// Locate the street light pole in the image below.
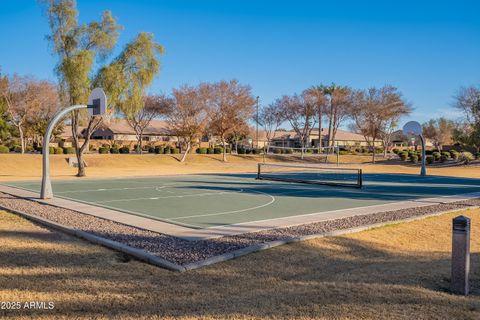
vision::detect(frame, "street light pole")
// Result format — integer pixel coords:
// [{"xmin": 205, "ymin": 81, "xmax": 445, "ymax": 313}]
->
[{"xmin": 255, "ymin": 96, "xmax": 259, "ymax": 149}]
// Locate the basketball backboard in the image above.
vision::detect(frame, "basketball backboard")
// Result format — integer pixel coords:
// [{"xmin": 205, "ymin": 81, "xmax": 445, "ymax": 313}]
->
[
  {"xmin": 403, "ymin": 121, "xmax": 422, "ymax": 136},
  {"xmin": 88, "ymin": 88, "xmax": 107, "ymax": 116}
]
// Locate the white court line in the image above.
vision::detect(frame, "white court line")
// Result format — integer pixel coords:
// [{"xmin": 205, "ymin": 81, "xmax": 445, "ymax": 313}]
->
[
  {"xmin": 170, "ymin": 189, "xmax": 276, "ymax": 220},
  {"xmin": 56, "ymin": 186, "xmax": 161, "ymax": 194},
  {"xmin": 94, "ymin": 190, "xmax": 243, "ymax": 203}
]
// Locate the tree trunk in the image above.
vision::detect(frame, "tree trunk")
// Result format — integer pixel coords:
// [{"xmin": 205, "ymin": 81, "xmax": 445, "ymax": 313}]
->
[
  {"xmin": 300, "ymin": 136, "xmax": 305, "ymax": 160},
  {"xmin": 137, "ymin": 132, "xmax": 143, "ymax": 154},
  {"xmin": 327, "ymin": 107, "xmax": 333, "ymax": 147},
  {"xmin": 318, "ymin": 111, "xmax": 322, "ymax": 152},
  {"xmin": 19, "ymin": 126, "xmax": 25, "ymax": 154},
  {"xmin": 383, "ymin": 140, "xmax": 388, "ymax": 158},
  {"xmin": 71, "ymin": 113, "xmax": 86, "ymax": 177},
  {"xmin": 181, "ymin": 141, "xmax": 190, "ymax": 162},
  {"xmin": 372, "ymin": 139, "xmax": 376, "ymax": 164},
  {"xmin": 222, "ymin": 137, "xmax": 227, "ymax": 162}
]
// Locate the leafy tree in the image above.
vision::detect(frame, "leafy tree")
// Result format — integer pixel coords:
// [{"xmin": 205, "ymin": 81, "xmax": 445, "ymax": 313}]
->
[
  {"xmin": 422, "ymin": 118, "xmax": 455, "ymax": 151},
  {"xmin": 43, "ymin": 0, "xmax": 122, "ymax": 176}
]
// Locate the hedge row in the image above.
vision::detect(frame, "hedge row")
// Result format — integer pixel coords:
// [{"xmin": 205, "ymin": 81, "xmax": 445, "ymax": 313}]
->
[
  {"xmin": 196, "ymin": 147, "xmax": 226, "ymax": 154},
  {"xmin": 394, "ymin": 149, "xmax": 480, "ymax": 164}
]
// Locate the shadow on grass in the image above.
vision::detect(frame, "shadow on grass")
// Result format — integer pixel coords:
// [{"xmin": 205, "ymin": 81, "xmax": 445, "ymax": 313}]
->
[{"xmin": 1, "ymin": 224, "xmax": 480, "ymax": 318}]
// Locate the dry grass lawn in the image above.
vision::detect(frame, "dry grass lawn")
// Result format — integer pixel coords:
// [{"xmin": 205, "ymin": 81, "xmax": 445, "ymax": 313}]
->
[
  {"xmin": 1, "ymin": 153, "xmax": 479, "ymax": 182},
  {"xmin": 1, "ymin": 208, "xmax": 480, "ymax": 319}
]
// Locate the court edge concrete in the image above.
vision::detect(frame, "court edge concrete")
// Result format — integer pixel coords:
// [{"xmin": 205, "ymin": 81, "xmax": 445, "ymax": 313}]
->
[{"xmin": 1, "ymin": 184, "xmax": 480, "ymax": 241}]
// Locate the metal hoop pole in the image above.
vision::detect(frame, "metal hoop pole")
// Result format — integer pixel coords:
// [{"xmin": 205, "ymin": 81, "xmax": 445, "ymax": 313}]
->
[
  {"xmin": 40, "ymin": 105, "xmax": 87, "ymax": 199},
  {"xmin": 420, "ymin": 134, "xmax": 427, "ymax": 176}
]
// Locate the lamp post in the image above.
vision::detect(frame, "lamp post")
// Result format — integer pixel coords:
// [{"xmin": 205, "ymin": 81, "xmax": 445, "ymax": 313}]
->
[{"xmin": 255, "ymin": 96, "xmax": 259, "ymax": 149}]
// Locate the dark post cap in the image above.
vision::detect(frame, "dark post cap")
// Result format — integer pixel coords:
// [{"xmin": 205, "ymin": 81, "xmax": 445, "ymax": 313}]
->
[{"xmin": 453, "ymin": 216, "xmax": 470, "ymax": 232}]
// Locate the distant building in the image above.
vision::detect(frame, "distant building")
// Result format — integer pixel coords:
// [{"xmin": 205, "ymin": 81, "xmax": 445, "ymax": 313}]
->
[
  {"xmin": 247, "ymin": 128, "xmax": 382, "ymax": 149},
  {"xmin": 60, "ymin": 119, "xmax": 176, "ymax": 143}
]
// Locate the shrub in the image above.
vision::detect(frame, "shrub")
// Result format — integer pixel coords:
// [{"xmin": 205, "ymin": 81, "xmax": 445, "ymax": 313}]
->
[
  {"xmin": 164, "ymin": 147, "xmax": 171, "ymax": 154},
  {"xmin": 54, "ymin": 147, "xmax": 63, "ymax": 154},
  {"xmin": 450, "ymin": 150, "xmax": 459, "ymax": 160},
  {"xmin": 207, "ymin": 147, "xmax": 214, "ymax": 154},
  {"xmin": 172, "ymin": 148, "xmax": 180, "ymax": 154},
  {"xmin": 110, "ymin": 147, "xmax": 119, "ymax": 154},
  {"xmin": 102, "ymin": 143, "xmax": 110, "ymax": 148},
  {"xmin": 155, "ymin": 146, "xmax": 164, "ymax": 154},
  {"xmin": 119, "ymin": 146, "xmax": 130, "ymax": 154},
  {"xmin": 425, "ymin": 150, "xmax": 433, "ymax": 155},
  {"xmin": 0, "ymin": 145, "xmax": 9, "ymax": 153},
  {"xmin": 99, "ymin": 147, "xmax": 109, "ymax": 154},
  {"xmin": 148, "ymin": 146, "xmax": 155, "ymax": 153},
  {"xmin": 339, "ymin": 150, "xmax": 349, "ymax": 155},
  {"xmin": 460, "ymin": 151, "xmax": 474, "ymax": 164},
  {"xmin": 285, "ymin": 148, "xmax": 293, "ymax": 154},
  {"xmin": 14, "ymin": 145, "xmax": 22, "ymax": 153},
  {"xmin": 440, "ymin": 154, "xmax": 448, "ymax": 163},
  {"xmin": 432, "ymin": 152, "xmax": 441, "ymax": 161},
  {"xmin": 272, "ymin": 148, "xmax": 281, "ymax": 154},
  {"xmin": 392, "ymin": 148, "xmax": 399, "ymax": 154},
  {"xmin": 25, "ymin": 146, "xmax": 34, "ymax": 152},
  {"xmin": 375, "ymin": 147, "xmax": 384, "ymax": 154},
  {"xmin": 197, "ymin": 147, "xmax": 207, "ymax": 154},
  {"xmin": 63, "ymin": 147, "xmax": 75, "ymax": 154},
  {"xmin": 399, "ymin": 152, "xmax": 408, "ymax": 161},
  {"xmin": 38, "ymin": 146, "xmax": 55, "ymax": 154},
  {"xmin": 410, "ymin": 154, "xmax": 419, "ymax": 163},
  {"xmin": 214, "ymin": 147, "xmax": 223, "ymax": 154},
  {"xmin": 238, "ymin": 148, "xmax": 246, "ymax": 154},
  {"xmin": 426, "ymin": 156, "xmax": 434, "ymax": 165},
  {"xmin": 475, "ymin": 152, "xmax": 480, "ymax": 160},
  {"xmin": 360, "ymin": 148, "xmax": 368, "ymax": 153}
]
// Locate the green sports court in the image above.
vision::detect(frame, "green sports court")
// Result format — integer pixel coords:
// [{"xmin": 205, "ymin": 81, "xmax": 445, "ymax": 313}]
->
[{"xmin": 6, "ymin": 167, "xmax": 480, "ymax": 231}]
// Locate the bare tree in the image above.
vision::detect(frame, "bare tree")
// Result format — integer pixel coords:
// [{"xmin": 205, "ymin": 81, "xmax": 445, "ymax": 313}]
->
[
  {"xmin": 422, "ymin": 118, "xmax": 455, "ymax": 151},
  {"xmin": 257, "ymin": 102, "xmax": 285, "ymax": 148},
  {"xmin": 206, "ymin": 80, "xmax": 255, "ymax": 162},
  {"xmin": 226, "ymin": 121, "xmax": 251, "ymax": 153},
  {"xmin": 350, "ymin": 86, "xmax": 411, "ymax": 163},
  {"xmin": 277, "ymin": 93, "xmax": 317, "ymax": 159},
  {"xmin": 167, "ymin": 85, "xmax": 208, "ymax": 162},
  {"xmin": 126, "ymin": 94, "xmax": 170, "ymax": 154},
  {"xmin": 318, "ymin": 84, "xmax": 352, "ymax": 147},
  {"xmin": 303, "ymin": 86, "xmax": 326, "ymax": 150},
  {"xmin": 453, "ymin": 86, "xmax": 480, "ymax": 151},
  {"xmin": 0, "ymin": 75, "xmax": 59, "ymax": 153}
]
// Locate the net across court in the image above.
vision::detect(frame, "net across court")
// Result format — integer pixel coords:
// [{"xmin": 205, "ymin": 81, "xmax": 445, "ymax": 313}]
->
[{"xmin": 6, "ymin": 169, "xmax": 480, "ymax": 230}]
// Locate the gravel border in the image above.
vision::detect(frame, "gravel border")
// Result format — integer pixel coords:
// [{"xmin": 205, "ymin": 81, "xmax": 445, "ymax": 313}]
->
[{"xmin": 0, "ymin": 191, "xmax": 479, "ymax": 269}]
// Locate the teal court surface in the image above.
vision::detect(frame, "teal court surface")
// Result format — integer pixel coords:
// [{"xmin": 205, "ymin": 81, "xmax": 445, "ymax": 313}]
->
[{"xmin": 3, "ymin": 170, "xmax": 480, "ymax": 240}]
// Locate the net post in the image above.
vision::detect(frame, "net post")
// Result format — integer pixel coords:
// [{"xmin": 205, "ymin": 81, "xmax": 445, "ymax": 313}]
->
[
  {"xmin": 358, "ymin": 169, "xmax": 363, "ymax": 188},
  {"xmin": 257, "ymin": 163, "xmax": 261, "ymax": 179}
]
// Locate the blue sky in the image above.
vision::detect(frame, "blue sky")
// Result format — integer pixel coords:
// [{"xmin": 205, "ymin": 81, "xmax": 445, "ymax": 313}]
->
[{"xmin": 1, "ymin": 0, "xmax": 479, "ymax": 128}]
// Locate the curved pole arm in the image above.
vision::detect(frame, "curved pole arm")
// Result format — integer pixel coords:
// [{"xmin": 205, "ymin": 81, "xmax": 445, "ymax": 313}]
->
[{"xmin": 40, "ymin": 105, "xmax": 87, "ymax": 199}]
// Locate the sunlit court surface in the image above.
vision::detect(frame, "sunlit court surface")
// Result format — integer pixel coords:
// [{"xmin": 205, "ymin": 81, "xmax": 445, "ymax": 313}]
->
[{"xmin": 6, "ymin": 170, "xmax": 480, "ymax": 232}]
